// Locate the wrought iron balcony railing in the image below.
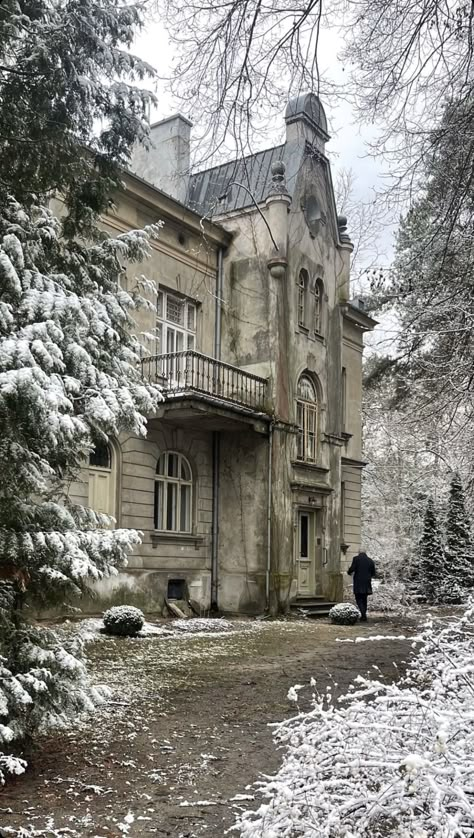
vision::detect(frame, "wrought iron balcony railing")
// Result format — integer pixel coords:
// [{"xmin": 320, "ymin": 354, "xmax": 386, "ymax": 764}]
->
[{"xmin": 141, "ymin": 351, "xmax": 268, "ymax": 412}]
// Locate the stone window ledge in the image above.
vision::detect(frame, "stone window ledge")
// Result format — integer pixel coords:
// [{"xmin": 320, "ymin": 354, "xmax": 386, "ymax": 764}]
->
[
  {"xmin": 291, "ymin": 460, "xmax": 329, "ymax": 475},
  {"xmin": 150, "ymin": 532, "xmax": 204, "ymax": 550}
]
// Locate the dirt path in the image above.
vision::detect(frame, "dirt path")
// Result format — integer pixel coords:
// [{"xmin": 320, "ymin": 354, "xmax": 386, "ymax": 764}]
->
[{"xmin": 0, "ymin": 616, "xmax": 414, "ymax": 838}]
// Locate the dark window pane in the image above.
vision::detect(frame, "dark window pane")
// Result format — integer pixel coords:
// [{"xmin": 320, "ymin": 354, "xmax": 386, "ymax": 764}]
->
[
  {"xmin": 300, "ymin": 515, "xmax": 309, "ymax": 558},
  {"xmin": 89, "ymin": 442, "xmax": 111, "ymax": 469},
  {"xmin": 180, "ymin": 485, "xmax": 191, "ymax": 531},
  {"xmin": 166, "ymin": 482, "xmax": 177, "ymax": 530},
  {"xmin": 156, "ymin": 454, "xmax": 166, "ymax": 475},
  {"xmin": 154, "ymin": 480, "xmax": 164, "ymax": 529},
  {"xmin": 168, "ymin": 453, "xmax": 179, "ymax": 478}
]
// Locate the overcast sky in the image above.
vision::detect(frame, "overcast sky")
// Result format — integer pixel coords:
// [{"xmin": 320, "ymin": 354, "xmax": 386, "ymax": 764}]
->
[{"xmin": 134, "ymin": 19, "xmax": 386, "ymax": 203}]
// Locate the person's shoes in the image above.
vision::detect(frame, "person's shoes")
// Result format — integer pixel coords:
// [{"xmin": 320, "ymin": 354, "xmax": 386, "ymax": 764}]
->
[{"xmin": 360, "ymin": 615, "xmax": 367, "ymax": 622}]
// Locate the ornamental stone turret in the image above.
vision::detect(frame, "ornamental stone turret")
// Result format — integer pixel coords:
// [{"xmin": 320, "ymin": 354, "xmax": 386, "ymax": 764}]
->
[{"xmin": 266, "ymin": 160, "xmax": 291, "ymax": 278}]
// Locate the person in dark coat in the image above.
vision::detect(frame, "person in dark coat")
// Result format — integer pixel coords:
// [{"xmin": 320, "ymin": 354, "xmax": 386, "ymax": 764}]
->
[{"xmin": 347, "ymin": 550, "xmax": 376, "ymax": 621}]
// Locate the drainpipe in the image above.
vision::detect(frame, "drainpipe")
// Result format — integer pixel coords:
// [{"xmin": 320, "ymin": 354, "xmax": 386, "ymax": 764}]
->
[
  {"xmin": 265, "ymin": 421, "xmax": 274, "ymax": 611},
  {"xmin": 211, "ymin": 248, "xmax": 224, "ymax": 611},
  {"xmin": 214, "ymin": 248, "xmax": 223, "ymax": 359}
]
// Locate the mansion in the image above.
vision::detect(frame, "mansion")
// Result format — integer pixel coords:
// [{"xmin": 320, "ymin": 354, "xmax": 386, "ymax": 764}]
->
[{"xmin": 70, "ymin": 93, "xmax": 375, "ymax": 614}]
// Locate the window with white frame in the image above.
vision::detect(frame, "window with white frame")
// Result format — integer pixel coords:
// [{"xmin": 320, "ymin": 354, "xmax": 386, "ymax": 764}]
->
[
  {"xmin": 313, "ymin": 278, "xmax": 324, "ymax": 335},
  {"xmin": 297, "ymin": 270, "xmax": 309, "ymax": 328},
  {"xmin": 88, "ymin": 441, "xmax": 117, "ymax": 525},
  {"xmin": 154, "ymin": 452, "xmax": 193, "ymax": 533},
  {"xmin": 296, "ymin": 374, "xmax": 318, "ymax": 463},
  {"xmin": 157, "ymin": 289, "xmax": 197, "ymax": 355}
]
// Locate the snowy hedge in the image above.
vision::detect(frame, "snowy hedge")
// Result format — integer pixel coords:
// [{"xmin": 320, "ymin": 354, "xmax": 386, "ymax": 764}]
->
[
  {"xmin": 103, "ymin": 606, "xmax": 145, "ymax": 637},
  {"xmin": 237, "ymin": 603, "xmax": 474, "ymax": 836},
  {"xmin": 328, "ymin": 602, "xmax": 360, "ymax": 625}
]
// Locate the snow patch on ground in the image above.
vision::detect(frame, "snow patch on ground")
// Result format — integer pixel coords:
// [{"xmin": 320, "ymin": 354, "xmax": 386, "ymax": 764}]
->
[{"xmin": 236, "ymin": 607, "xmax": 474, "ymax": 836}]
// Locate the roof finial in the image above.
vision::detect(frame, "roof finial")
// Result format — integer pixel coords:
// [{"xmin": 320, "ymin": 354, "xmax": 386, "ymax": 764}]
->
[
  {"xmin": 267, "ymin": 160, "xmax": 288, "ymax": 197},
  {"xmin": 337, "ymin": 214, "xmax": 351, "ymax": 244}
]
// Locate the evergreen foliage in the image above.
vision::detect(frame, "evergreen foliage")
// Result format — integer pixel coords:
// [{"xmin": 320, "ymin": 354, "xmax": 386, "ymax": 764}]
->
[
  {"xmin": 0, "ymin": 0, "xmax": 155, "ymax": 236},
  {"xmin": 444, "ymin": 472, "xmax": 474, "ymax": 592},
  {"xmin": 417, "ymin": 497, "xmax": 444, "ymax": 603},
  {"xmin": 366, "ymin": 97, "xmax": 474, "ymax": 444},
  {"xmin": 0, "ymin": 0, "xmax": 160, "ymax": 782},
  {"xmin": 328, "ymin": 603, "xmax": 360, "ymax": 625},
  {"xmin": 0, "ymin": 197, "xmax": 161, "ymax": 782},
  {"xmin": 103, "ymin": 605, "xmax": 145, "ymax": 636}
]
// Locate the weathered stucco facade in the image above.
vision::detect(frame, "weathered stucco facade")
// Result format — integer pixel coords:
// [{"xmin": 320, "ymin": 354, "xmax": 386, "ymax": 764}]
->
[{"xmin": 70, "ymin": 94, "xmax": 375, "ymax": 615}]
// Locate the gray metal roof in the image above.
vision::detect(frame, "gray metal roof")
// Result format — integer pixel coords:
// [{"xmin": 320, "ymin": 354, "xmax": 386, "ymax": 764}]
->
[{"xmin": 187, "ymin": 143, "xmax": 291, "ymax": 217}]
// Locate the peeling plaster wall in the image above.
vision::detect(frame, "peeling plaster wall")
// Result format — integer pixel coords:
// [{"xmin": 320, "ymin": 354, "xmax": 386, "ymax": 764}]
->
[
  {"xmin": 218, "ymin": 431, "xmax": 269, "ymax": 614},
  {"xmin": 217, "ymin": 147, "xmax": 366, "ymax": 608}
]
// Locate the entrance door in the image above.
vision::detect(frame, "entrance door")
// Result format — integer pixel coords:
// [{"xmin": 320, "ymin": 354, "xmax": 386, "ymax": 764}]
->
[{"xmin": 297, "ymin": 510, "xmax": 318, "ymax": 596}]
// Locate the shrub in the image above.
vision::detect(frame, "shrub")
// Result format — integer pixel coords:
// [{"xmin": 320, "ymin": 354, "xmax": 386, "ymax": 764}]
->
[
  {"xmin": 436, "ymin": 580, "xmax": 466, "ymax": 605},
  {"xmin": 371, "ymin": 580, "xmax": 408, "ymax": 615},
  {"xmin": 328, "ymin": 602, "xmax": 360, "ymax": 625},
  {"xmin": 103, "ymin": 606, "xmax": 145, "ymax": 637}
]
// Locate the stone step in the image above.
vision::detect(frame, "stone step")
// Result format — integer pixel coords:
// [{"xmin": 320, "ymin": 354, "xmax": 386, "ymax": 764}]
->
[
  {"xmin": 294, "ymin": 597, "xmax": 332, "ymax": 608},
  {"xmin": 292, "ymin": 598, "xmax": 337, "ymax": 618}
]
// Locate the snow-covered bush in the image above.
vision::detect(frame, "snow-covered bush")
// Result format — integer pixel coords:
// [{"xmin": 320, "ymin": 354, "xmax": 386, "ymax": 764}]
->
[
  {"xmin": 436, "ymin": 579, "xmax": 466, "ymax": 605},
  {"xmin": 237, "ymin": 602, "xmax": 474, "ymax": 837},
  {"xmin": 103, "ymin": 606, "xmax": 145, "ymax": 637},
  {"xmin": 328, "ymin": 602, "xmax": 360, "ymax": 625},
  {"xmin": 370, "ymin": 581, "xmax": 407, "ymax": 614}
]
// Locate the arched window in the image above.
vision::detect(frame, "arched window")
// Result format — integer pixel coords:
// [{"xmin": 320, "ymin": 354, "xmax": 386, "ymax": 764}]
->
[
  {"xmin": 88, "ymin": 441, "xmax": 116, "ymax": 523},
  {"xmin": 297, "ymin": 270, "xmax": 309, "ymax": 328},
  {"xmin": 154, "ymin": 452, "xmax": 193, "ymax": 532},
  {"xmin": 313, "ymin": 278, "xmax": 324, "ymax": 335},
  {"xmin": 89, "ymin": 441, "xmax": 111, "ymax": 469},
  {"xmin": 296, "ymin": 375, "xmax": 318, "ymax": 463}
]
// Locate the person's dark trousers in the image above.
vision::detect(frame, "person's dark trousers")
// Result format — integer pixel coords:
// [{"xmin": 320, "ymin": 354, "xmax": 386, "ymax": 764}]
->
[{"xmin": 355, "ymin": 593, "xmax": 368, "ymax": 620}]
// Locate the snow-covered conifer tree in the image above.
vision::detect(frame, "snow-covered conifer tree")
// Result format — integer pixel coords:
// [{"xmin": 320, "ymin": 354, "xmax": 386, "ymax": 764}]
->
[
  {"xmin": 417, "ymin": 497, "xmax": 444, "ymax": 603},
  {"xmin": 0, "ymin": 1, "xmax": 161, "ymax": 782},
  {"xmin": 443, "ymin": 472, "xmax": 474, "ymax": 597},
  {"xmin": 0, "ymin": 0, "xmax": 155, "ymax": 236}
]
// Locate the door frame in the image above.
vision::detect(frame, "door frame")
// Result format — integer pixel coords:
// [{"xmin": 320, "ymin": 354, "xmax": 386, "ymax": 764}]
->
[{"xmin": 295, "ymin": 506, "xmax": 323, "ymax": 596}]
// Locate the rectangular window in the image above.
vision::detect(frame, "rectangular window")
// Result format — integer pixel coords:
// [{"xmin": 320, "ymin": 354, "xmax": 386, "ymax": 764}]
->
[
  {"xmin": 305, "ymin": 405, "xmax": 317, "ymax": 462},
  {"xmin": 297, "ymin": 402, "xmax": 317, "ymax": 463},
  {"xmin": 300, "ymin": 514, "xmax": 309, "ymax": 558},
  {"xmin": 298, "ymin": 283, "xmax": 306, "ymax": 327},
  {"xmin": 297, "ymin": 402, "xmax": 304, "ymax": 459},
  {"xmin": 154, "ymin": 482, "xmax": 192, "ymax": 532},
  {"xmin": 166, "ymin": 295, "xmax": 184, "ymax": 325},
  {"xmin": 314, "ymin": 288, "xmax": 321, "ymax": 334},
  {"xmin": 157, "ymin": 290, "xmax": 198, "ymax": 367}
]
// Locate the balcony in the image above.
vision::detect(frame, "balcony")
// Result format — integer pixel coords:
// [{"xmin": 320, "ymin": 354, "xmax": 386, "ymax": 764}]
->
[{"xmin": 141, "ymin": 352, "xmax": 269, "ymax": 421}]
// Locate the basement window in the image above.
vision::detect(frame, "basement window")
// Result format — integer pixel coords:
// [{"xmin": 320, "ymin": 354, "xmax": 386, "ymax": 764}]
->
[{"xmin": 167, "ymin": 579, "xmax": 186, "ymax": 600}]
